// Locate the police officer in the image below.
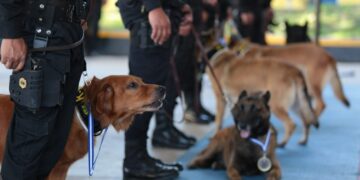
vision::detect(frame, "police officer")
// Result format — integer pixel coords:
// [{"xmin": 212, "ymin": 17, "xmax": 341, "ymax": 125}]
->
[
  {"xmin": 0, "ymin": 0, "xmax": 86, "ymax": 179},
  {"xmin": 117, "ymin": 0, "xmax": 193, "ymax": 179},
  {"xmin": 161, "ymin": 0, "xmax": 216, "ymax": 126},
  {"xmin": 84, "ymin": 0, "xmax": 106, "ymax": 56},
  {"xmin": 236, "ymin": 0, "xmax": 272, "ymax": 44}
]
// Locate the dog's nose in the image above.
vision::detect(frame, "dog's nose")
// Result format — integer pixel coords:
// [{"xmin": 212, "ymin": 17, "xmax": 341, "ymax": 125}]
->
[
  {"xmin": 157, "ymin": 86, "xmax": 166, "ymax": 95},
  {"xmin": 238, "ymin": 124, "xmax": 247, "ymax": 130}
]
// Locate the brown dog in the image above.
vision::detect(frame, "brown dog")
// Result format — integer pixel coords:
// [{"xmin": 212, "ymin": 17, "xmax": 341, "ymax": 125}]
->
[
  {"xmin": 0, "ymin": 75, "xmax": 166, "ymax": 179},
  {"xmin": 188, "ymin": 91, "xmax": 281, "ymax": 180},
  {"xmin": 208, "ymin": 49, "xmax": 319, "ymax": 147},
  {"xmin": 233, "ymin": 41, "xmax": 350, "ymax": 117}
]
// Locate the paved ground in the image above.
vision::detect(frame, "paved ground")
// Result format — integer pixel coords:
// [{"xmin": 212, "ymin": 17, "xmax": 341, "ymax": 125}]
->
[{"xmin": 0, "ymin": 56, "xmax": 359, "ymax": 179}]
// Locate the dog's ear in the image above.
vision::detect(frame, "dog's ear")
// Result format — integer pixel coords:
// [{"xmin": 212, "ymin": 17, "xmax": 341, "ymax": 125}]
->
[
  {"xmin": 85, "ymin": 77, "xmax": 100, "ymax": 95},
  {"xmin": 304, "ymin": 21, "xmax": 308, "ymax": 29},
  {"xmin": 95, "ymin": 84, "xmax": 114, "ymax": 115},
  {"xmin": 90, "ymin": 76, "xmax": 100, "ymax": 86},
  {"xmin": 239, "ymin": 90, "xmax": 247, "ymax": 100},
  {"xmin": 285, "ymin": 20, "xmax": 290, "ymax": 28},
  {"xmin": 263, "ymin": 91, "xmax": 271, "ymax": 104}
]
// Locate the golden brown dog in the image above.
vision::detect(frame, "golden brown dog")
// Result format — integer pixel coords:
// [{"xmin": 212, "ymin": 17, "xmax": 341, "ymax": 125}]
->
[
  {"xmin": 233, "ymin": 41, "xmax": 350, "ymax": 117},
  {"xmin": 188, "ymin": 91, "xmax": 281, "ymax": 180},
  {"xmin": 0, "ymin": 75, "xmax": 166, "ymax": 179},
  {"xmin": 208, "ymin": 49, "xmax": 319, "ymax": 147}
]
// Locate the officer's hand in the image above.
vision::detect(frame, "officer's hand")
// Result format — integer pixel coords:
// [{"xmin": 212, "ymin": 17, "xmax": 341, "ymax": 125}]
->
[
  {"xmin": 179, "ymin": 4, "xmax": 193, "ymax": 36},
  {"xmin": 148, "ymin": 7, "xmax": 171, "ymax": 45},
  {"xmin": 241, "ymin": 12, "xmax": 254, "ymax": 26},
  {"xmin": 81, "ymin": 20, "xmax": 88, "ymax": 31},
  {"xmin": 203, "ymin": 0, "xmax": 218, "ymax": 6},
  {"xmin": 0, "ymin": 38, "xmax": 27, "ymax": 72}
]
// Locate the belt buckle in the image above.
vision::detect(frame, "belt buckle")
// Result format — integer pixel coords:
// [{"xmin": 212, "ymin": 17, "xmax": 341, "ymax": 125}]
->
[{"xmin": 33, "ymin": 34, "xmax": 48, "ymax": 49}]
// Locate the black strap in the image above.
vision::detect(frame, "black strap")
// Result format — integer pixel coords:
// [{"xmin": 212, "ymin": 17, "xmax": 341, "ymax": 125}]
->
[{"xmin": 29, "ymin": 31, "xmax": 85, "ymax": 52}]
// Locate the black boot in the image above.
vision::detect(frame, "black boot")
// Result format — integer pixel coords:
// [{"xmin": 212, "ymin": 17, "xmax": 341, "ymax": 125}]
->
[
  {"xmin": 183, "ymin": 90, "xmax": 215, "ymax": 124},
  {"xmin": 152, "ymin": 111, "xmax": 196, "ymax": 149},
  {"xmin": 123, "ymin": 141, "xmax": 182, "ymax": 179}
]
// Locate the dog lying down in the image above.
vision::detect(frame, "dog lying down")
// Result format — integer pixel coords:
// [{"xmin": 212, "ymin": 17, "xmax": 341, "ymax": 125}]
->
[
  {"xmin": 188, "ymin": 91, "xmax": 281, "ymax": 180},
  {"xmin": 208, "ymin": 49, "xmax": 319, "ymax": 147},
  {"xmin": 0, "ymin": 75, "xmax": 166, "ymax": 179}
]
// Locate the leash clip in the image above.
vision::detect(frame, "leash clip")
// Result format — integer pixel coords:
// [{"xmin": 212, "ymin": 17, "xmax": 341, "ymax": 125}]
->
[{"xmin": 83, "ymin": 71, "xmax": 91, "ymax": 86}]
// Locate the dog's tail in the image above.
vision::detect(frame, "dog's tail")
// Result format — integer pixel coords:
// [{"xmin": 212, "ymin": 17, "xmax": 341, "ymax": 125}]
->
[
  {"xmin": 294, "ymin": 71, "xmax": 319, "ymax": 128},
  {"xmin": 327, "ymin": 56, "xmax": 350, "ymax": 107}
]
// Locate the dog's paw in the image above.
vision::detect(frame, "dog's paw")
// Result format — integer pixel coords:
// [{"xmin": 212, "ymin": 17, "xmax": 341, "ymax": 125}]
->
[
  {"xmin": 298, "ymin": 139, "xmax": 308, "ymax": 146},
  {"xmin": 313, "ymin": 121, "xmax": 320, "ymax": 129},
  {"xmin": 187, "ymin": 160, "xmax": 200, "ymax": 169},
  {"xmin": 266, "ymin": 169, "xmax": 281, "ymax": 180},
  {"xmin": 211, "ymin": 162, "xmax": 225, "ymax": 170},
  {"xmin": 277, "ymin": 142, "xmax": 287, "ymax": 148}
]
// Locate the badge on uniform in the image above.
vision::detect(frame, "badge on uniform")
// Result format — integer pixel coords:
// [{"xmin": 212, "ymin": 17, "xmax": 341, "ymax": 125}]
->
[{"xmin": 19, "ymin": 77, "xmax": 27, "ymax": 89}]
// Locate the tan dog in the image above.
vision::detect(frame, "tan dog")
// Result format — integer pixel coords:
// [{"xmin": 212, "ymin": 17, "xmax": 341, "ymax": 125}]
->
[
  {"xmin": 208, "ymin": 49, "xmax": 319, "ymax": 147},
  {"xmin": 188, "ymin": 91, "xmax": 281, "ymax": 180},
  {"xmin": 0, "ymin": 75, "xmax": 166, "ymax": 179},
  {"xmin": 233, "ymin": 41, "xmax": 350, "ymax": 117}
]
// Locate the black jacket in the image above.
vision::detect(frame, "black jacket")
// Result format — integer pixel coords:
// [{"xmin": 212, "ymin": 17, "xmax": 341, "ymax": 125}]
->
[
  {"xmin": 0, "ymin": 0, "xmax": 26, "ymax": 38},
  {"xmin": 117, "ymin": 0, "xmax": 185, "ymax": 29},
  {"xmin": 238, "ymin": 0, "xmax": 271, "ymax": 13}
]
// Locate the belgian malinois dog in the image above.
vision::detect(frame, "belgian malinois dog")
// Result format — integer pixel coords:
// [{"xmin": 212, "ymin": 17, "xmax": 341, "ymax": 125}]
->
[
  {"xmin": 285, "ymin": 21, "xmax": 311, "ymax": 44},
  {"xmin": 231, "ymin": 41, "xmax": 350, "ymax": 117},
  {"xmin": 208, "ymin": 49, "xmax": 319, "ymax": 147},
  {"xmin": 188, "ymin": 91, "xmax": 281, "ymax": 180}
]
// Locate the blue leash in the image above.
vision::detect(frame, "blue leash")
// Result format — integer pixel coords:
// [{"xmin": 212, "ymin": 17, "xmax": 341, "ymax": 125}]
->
[{"xmin": 88, "ymin": 107, "xmax": 108, "ymax": 176}]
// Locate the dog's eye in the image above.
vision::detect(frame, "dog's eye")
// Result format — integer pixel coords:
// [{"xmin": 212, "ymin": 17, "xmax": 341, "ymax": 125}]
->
[
  {"xmin": 240, "ymin": 105, "xmax": 245, "ymax": 111},
  {"xmin": 127, "ymin": 82, "xmax": 138, "ymax": 89}
]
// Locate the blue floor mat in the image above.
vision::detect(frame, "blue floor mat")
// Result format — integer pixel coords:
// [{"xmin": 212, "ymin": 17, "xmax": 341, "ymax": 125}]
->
[{"xmin": 177, "ymin": 84, "xmax": 360, "ymax": 180}]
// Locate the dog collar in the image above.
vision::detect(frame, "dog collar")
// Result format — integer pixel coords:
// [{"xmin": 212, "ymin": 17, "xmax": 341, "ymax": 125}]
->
[{"xmin": 75, "ymin": 87, "xmax": 103, "ymax": 136}]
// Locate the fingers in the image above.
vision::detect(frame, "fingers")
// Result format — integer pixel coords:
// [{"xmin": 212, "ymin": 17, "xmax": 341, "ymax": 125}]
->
[
  {"xmin": 5, "ymin": 59, "xmax": 14, "ymax": 69},
  {"xmin": 148, "ymin": 8, "xmax": 171, "ymax": 45},
  {"xmin": 1, "ymin": 55, "xmax": 26, "ymax": 71},
  {"xmin": 151, "ymin": 26, "xmax": 160, "ymax": 44},
  {"xmin": 14, "ymin": 58, "xmax": 26, "ymax": 72},
  {"xmin": 1, "ymin": 38, "xmax": 27, "ymax": 71},
  {"xmin": 161, "ymin": 24, "xmax": 171, "ymax": 44},
  {"xmin": 151, "ymin": 23, "xmax": 171, "ymax": 45}
]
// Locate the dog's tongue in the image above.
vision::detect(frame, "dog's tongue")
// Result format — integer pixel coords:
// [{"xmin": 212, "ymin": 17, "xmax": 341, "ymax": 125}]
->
[{"xmin": 240, "ymin": 130, "xmax": 250, "ymax": 139}]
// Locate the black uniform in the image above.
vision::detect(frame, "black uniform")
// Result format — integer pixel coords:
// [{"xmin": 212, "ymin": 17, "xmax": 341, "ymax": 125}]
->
[
  {"xmin": 237, "ymin": 0, "xmax": 271, "ymax": 44},
  {"xmin": 117, "ymin": 0, "xmax": 194, "ymax": 179},
  {"xmin": 85, "ymin": 0, "xmax": 103, "ymax": 55},
  {"xmin": 167, "ymin": 0, "xmax": 215, "ymax": 125},
  {"xmin": 0, "ymin": 0, "xmax": 85, "ymax": 179}
]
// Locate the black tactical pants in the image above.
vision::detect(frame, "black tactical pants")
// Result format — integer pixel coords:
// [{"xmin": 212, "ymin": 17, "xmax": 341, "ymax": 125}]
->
[
  {"xmin": 174, "ymin": 34, "xmax": 197, "ymax": 99},
  {"xmin": 1, "ymin": 22, "xmax": 85, "ymax": 180},
  {"xmin": 125, "ymin": 25, "xmax": 175, "ymax": 158}
]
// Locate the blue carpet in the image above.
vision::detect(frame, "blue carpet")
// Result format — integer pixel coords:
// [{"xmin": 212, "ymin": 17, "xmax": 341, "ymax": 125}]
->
[{"xmin": 177, "ymin": 84, "xmax": 360, "ymax": 180}]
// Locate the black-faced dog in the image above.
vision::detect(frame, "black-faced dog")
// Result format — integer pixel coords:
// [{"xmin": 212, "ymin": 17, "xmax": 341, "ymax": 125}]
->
[
  {"xmin": 285, "ymin": 21, "xmax": 311, "ymax": 44},
  {"xmin": 188, "ymin": 91, "xmax": 281, "ymax": 180}
]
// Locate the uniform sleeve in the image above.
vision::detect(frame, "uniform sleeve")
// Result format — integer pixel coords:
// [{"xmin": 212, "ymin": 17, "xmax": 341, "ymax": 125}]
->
[
  {"xmin": 172, "ymin": 0, "xmax": 185, "ymax": 8},
  {"xmin": 238, "ymin": 0, "xmax": 255, "ymax": 13},
  {"xmin": 142, "ymin": 0, "xmax": 162, "ymax": 12},
  {"xmin": 0, "ymin": 0, "xmax": 25, "ymax": 38},
  {"xmin": 262, "ymin": 0, "xmax": 271, "ymax": 9}
]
